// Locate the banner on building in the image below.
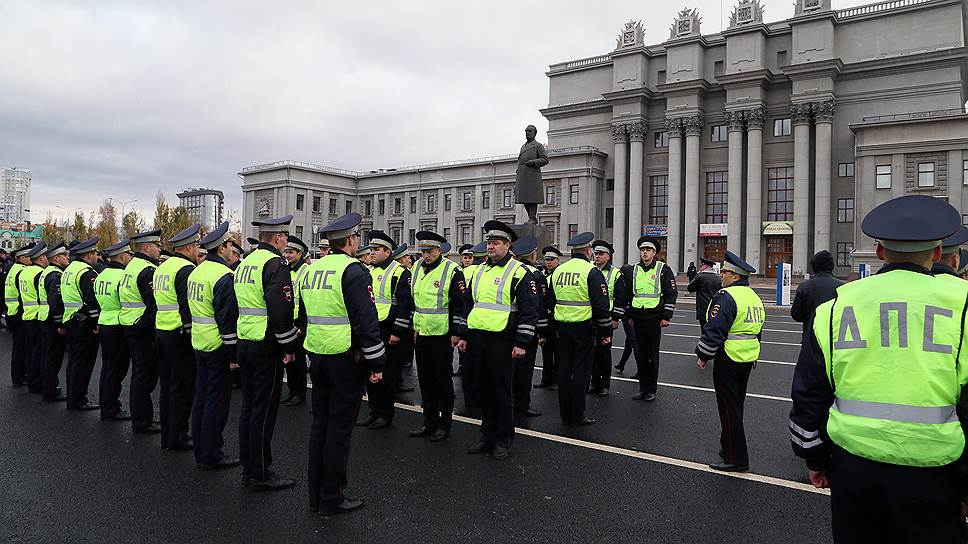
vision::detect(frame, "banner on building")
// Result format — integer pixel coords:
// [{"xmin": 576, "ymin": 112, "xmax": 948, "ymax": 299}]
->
[
  {"xmin": 762, "ymin": 221, "xmax": 794, "ymax": 235},
  {"xmin": 698, "ymin": 223, "xmax": 727, "ymax": 237},
  {"xmin": 642, "ymin": 224, "xmax": 668, "ymax": 237}
]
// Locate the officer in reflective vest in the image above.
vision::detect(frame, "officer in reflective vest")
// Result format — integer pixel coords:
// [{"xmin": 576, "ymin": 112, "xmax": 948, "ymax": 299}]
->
[
  {"xmin": 459, "ymin": 221, "xmax": 537, "ymax": 460},
  {"xmin": 317, "ymin": 238, "xmax": 331, "ymax": 258},
  {"xmin": 958, "ymin": 248, "xmax": 968, "ymax": 280},
  {"xmin": 931, "ymin": 225, "xmax": 968, "ymax": 284},
  {"xmin": 281, "ymin": 235, "xmax": 310, "ymax": 407},
  {"xmin": 355, "ymin": 230, "xmax": 412, "ymax": 430},
  {"xmin": 39, "ymin": 242, "xmax": 70, "ymax": 402},
  {"xmin": 19, "ymin": 242, "xmax": 48, "ymax": 394},
  {"xmin": 121, "ymin": 228, "xmax": 163, "ymax": 433},
  {"xmin": 406, "ymin": 232, "xmax": 466, "ymax": 442},
  {"xmin": 613, "ymin": 236, "xmax": 678, "ymax": 401},
  {"xmin": 234, "ymin": 215, "xmax": 300, "ymax": 491},
  {"xmin": 548, "ymin": 232, "xmax": 612, "ymax": 426},
  {"xmin": 94, "ymin": 240, "xmax": 133, "ymax": 419},
  {"xmin": 695, "ymin": 251, "xmax": 764, "ymax": 472},
  {"xmin": 590, "ymin": 240, "xmax": 620, "ymax": 396},
  {"xmin": 510, "ymin": 235, "xmax": 545, "ymax": 418},
  {"xmin": 535, "ymin": 245, "xmax": 563, "ymax": 390},
  {"xmin": 188, "ymin": 222, "xmax": 241, "ymax": 470},
  {"xmin": 790, "ymin": 195, "xmax": 968, "ymax": 543},
  {"xmin": 301, "ymin": 212, "xmax": 385, "ymax": 515},
  {"xmin": 6, "ymin": 242, "xmax": 35, "ymax": 386},
  {"xmin": 356, "ymin": 244, "xmax": 372, "ymax": 269},
  {"xmin": 154, "ymin": 224, "xmax": 201, "ymax": 451},
  {"xmin": 453, "ymin": 244, "xmax": 475, "ymax": 380},
  {"xmin": 390, "ymin": 242, "xmax": 417, "ymax": 392},
  {"xmin": 455, "ymin": 241, "xmax": 488, "ymax": 406},
  {"xmin": 61, "ymin": 237, "xmax": 102, "ymax": 411}
]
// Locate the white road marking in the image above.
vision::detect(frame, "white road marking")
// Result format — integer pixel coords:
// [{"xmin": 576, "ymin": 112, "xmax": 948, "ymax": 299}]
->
[
  {"xmin": 608, "ymin": 346, "xmax": 797, "ymax": 367},
  {"xmin": 668, "ymin": 322, "xmax": 802, "ymax": 334},
  {"xmin": 663, "ymin": 332, "xmax": 802, "ymax": 347}
]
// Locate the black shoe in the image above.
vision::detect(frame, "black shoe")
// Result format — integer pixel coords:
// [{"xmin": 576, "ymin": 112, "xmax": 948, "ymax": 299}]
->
[
  {"xmin": 517, "ymin": 408, "xmax": 542, "ymax": 417},
  {"xmin": 576, "ymin": 416, "xmax": 596, "ymax": 426},
  {"xmin": 708, "ymin": 462, "xmax": 749, "ymax": 473},
  {"xmin": 69, "ymin": 402, "xmax": 100, "ymax": 411},
  {"xmin": 597, "ymin": 388, "xmax": 609, "ymax": 397},
  {"xmin": 408, "ymin": 426, "xmax": 432, "ymax": 437},
  {"xmin": 169, "ymin": 442, "xmax": 194, "ymax": 451},
  {"xmin": 285, "ymin": 396, "xmax": 305, "ymax": 407},
  {"xmin": 397, "ymin": 385, "xmax": 415, "ymax": 393},
  {"xmin": 133, "ymin": 423, "xmax": 162, "ymax": 434},
  {"xmin": 198, "ymin": 457, "xmax": 241, "ymax": 471},
  {"xmin": 533, "ymin": 382, "xmax": 551, "ymax": 389},
  {"xmin": 632, "ymin": 392, "xmax": 656, "ymax": 401},
  {"xmin": 248, "ymin": 474, "xmax": 296, "ymax": 492},
  {"xmin": 356, "ymin": 415, "xmax": 377, "ymax": 427},
  {"xmin": 45, "ymin": 394, "xmax": 68, "ymax": 402},
  {"xmin": 429, "ymin": 429, "xmax": 450, "ymax": 442},
  {"xmin": 368, "ymin": 417, "xmax": 391, "ymax": 430},
  {"xmin": 101, "ymin": 410, "xmax": 132, "ymax": 421},
  {"xmin": 12, "ymin": 382, "xmax": 26, "ymax": 387},
  {"xmin": 491, "ymin": 445, "xmax": 509, "ymax": 460},
  {"xmin": 467, "ymin": 441, "xmax": 494, "ymax": 454},
  {"xmin": 549, "ymin": 384, "xmax": 559, "ymax": 391},
  {"xmin": 320, "ymin": 497, "xmax": 365, "ymax": 516}
]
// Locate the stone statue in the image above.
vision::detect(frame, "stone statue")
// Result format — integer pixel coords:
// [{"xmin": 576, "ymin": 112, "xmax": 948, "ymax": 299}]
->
[{"xmin": 515, "ymin": 125, "xmax": 550, "ymax": 224}]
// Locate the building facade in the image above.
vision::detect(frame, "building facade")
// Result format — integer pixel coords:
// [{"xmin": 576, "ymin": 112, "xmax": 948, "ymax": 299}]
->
[
  {"xmin": 177, "ymin": 188, "xmax": 224, "ymax": 230},
  {"xmin": 242, "ymin": 0, "xmax": 968, "ymax": 276},
  {"xmin": 0, "ymin": 167, "xmax": 32, "ymax": 224}
]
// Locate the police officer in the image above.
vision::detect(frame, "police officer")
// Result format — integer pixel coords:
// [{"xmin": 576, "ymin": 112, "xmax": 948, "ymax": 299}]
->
[
  {"xmin": 6, "ymin": 242, "xmax": 34, "ymax": 386},
  {"xmin": 301, "ymin": 212, "xmax": 385, "ymax": 515},
  {"xmin": 535, "ymin": 245, "xmax": 562, "ymax": 390},
  {"xmin": 391, "ymin": 242, "xmax": 417, "ymax": 391},
  {"xmin": 931, "ymin": 225, "xmax": 968, "ymax": 282},
  {"xmin": 196, "ymin": 247, "xmax": 208, "ymax": 265},
  {"xmin": 121, "ymin": 229, "xmax": 163, "ymax": 434},
  {"xmin": 227, "ymin": 241, "xmax": 244, "ymax": 270},
  {"xmin": 407, "ymin": 231, "xmax": 466, "ymax": 441},
  {"xmin": 234, "ymin": 215, "xmax": 300, "ymax": 491},
  {"xmin": 548, "ymin": 232, "xmax": 612, "ymax": 425},
  {"xmin": 459, "ymin": 221, "xmax": 537, "ymax": 459},
  {"xmin": 61, "ymin": 238, "xmax": 102, "ymax": 411},
  {"xmin": 456, "ymin": 241, "xmax": 487, "ymax": 406},
  {"xmin": 959, "ymin": 249, "xmax": 968, "ymax": 279},
  {"xmin": 20, "ymin": 242, "xmax": 48, "ymax": 394},
  {"xmin": 188, "ymin": 222, "xmax": 241, "ymax": 470},
  {"xmin": 318, "ymin": 238, "xmax": 331, "ymax": 258},
  {"xmin": 613, "ymin": 236, "xmax": 678, "ymax": 401},
  {"xmin": 453, "ymin": 244, "xmax": 476, "ymax": 378},
  {"xmin": 590, "ymin": 240, "xmax": 620, "ymax": 396},
  {"xmin": 356, "ymin": 244, "xmax": 372, "ymax": 268},
  {"xmin": 790, "ymin": 195, "xmax": 968, "ymax": 543},
  {"xmin": 687, "ymin": 257, "xmax": 722, "ymax": 328},
  {"xmin": 356, "ymin": 230, "xmax": 412, "ymax": 430},
  {"xmin": 695, "ymin": 251, "xmax": 764, "ymax": 472},
  {"xmin": 511, "ymin": 235, "xmax": 544, "ymax": 417},
  {"xmin": 154, "ymin": 224, "xmax": 201, "ymax": 450},
  {"xmin": 94, "ymin": 240, "xmax": 133, "ymax": 420},
  {"xmin": 40, "ymin": 243, "xmax": 69, "ymax": 402},
  {"xmin": 282, "ymin": 235, "xmax": 310, "ymax": 407}
]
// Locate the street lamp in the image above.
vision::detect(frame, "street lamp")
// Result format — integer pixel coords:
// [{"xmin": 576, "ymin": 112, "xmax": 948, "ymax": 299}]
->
[{"xmin": 107, "ymin": 197, "xmax": 138, "ymax": 218}]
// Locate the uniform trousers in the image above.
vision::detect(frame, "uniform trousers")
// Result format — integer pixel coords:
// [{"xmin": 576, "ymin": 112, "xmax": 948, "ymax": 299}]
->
[
  {"xmin": 712, "ymin": 353, "xmax": 752, "ymax": 466},
  {"xmin": 590, "ymin": 339, "xmax": 611, "ymax": 392},
  {"xmin": 415, "ymin": 334, "xmax": 455, "ymax": 431},
  {"xmin": 238, "ymin": 339, "xmax": 285, "ymax": 482},
  {"xmin": 538, "ymin": 332, "xmax": 558, "ymax": 386},
  {"xmin": 97, "ymin": 325, "xmax": 130, "ymax": 417},
  {"xmin": 284, "ymin": 346, "xmax": 308, "ymax": 400},
  {"xmin": 157, "ymin": 330, "xmax": 196, "ymax": 448},
  {"xmin": 308, "ymin": 352, "xmax": 365, "ymax": 511},
  {"xmin": 459, "ymin": 339, "xmax": 477, "ymax": 407},
  {"xmin": 192, "ymin": 349, "xmax": 232, "ymax": 465},
  {"xmin": 512, "ymin": 342, "xmax": 537, "ymax": 412},
  {"xmin": 364, "ymin": 321, "xmax": 402, "ymax": 421},
  {"xmin": 631, "ymin": 315, "xmax": 663, "ymax": 394},
  {"xmin": 8, "ymin": 316, "xmax": 25, "ymax": 385},
  {"xmin": 65, "ymin": 318, "xmax": 99, "ymax": 408},
  {"xmin": 471, "ymin": 330, "xmax": 515, "ymax": 448},
  {"xmin": 41, "ymin": 320, "xmax": 66, "ymax": 400},
  {"xmin": 556, "ymin": 322, "xmax": 595, "ymax": 423},
  {"xmin": 615, "ymin": 318, "xmax": 636, "ymax": 372},
  {"xmin": 23, "ymin": 319, "xmax": 43, "ymax": 392},
  {"xmin": 125, "ymin": 326, "xmax": 159, "ymax": 431},
  {"xmin": 829, "ymin": 445, "xmax": 965, "ymax": 544}
]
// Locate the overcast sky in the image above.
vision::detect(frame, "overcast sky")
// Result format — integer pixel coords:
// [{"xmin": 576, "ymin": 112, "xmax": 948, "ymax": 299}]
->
[{"xmin": 2, "ymin": 0, "xmax": 874, "ymax": 223}]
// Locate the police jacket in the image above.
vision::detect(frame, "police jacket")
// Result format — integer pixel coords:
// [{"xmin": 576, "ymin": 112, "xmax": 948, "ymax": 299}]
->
[
  {"xmin": 45, "ymin": 263, "xmax": 67, "ymax": 324},
  {"xmin": 694, "ymin": 277, "xmax": 755, "ymax": 362},
  {"xmin": 464, "ymin": 251, "xmax": 539, "ymax": 349},
  {"xmin": 545, "ymin": 253, "xmax": 613, "ymax": 339},
  {"xmin": 250, "ymin": 242, "xmax": 300, "ymax": 353},
  {"xmin": 128, "ymin": 251, "xmax": 158, "ymax": 330},
  {"xmin": 932, "ymin": 262, "xmax": 959, "ymax": 278},
  {"xmin": 408, "ymin": 254, "xmax": 468, "ymax": 338},
  {"xmin": 529, "ymin": 265, "xmax": 549, "ymax": 338},
  {"xmin": 687, "ymin": 269, "xmax": 721, "ymax": 320},
  {"xmin": 74, "ymin": 262, "xmax": 100, "ymax": 323},
  {"xmin": 791, "ymin": 252, "xmax": 844, "ymax": 331},
  {"xmin": 373, "ymin": 256, "xmax": 414, "ymax": 337},
  {"xmin": 291, "ymin": 259, "xmax": 308, "ymax": 333},
  {"xmin": 169, "ymin": 252, "xmax": 195, "ymax": 333},
  {"xmin": 613, "ymin": 259, "xmax": 678, "ymax": 321},
  {"xmin": 207, "ymin": 253, "xmax": 240, "ymax": 360}
]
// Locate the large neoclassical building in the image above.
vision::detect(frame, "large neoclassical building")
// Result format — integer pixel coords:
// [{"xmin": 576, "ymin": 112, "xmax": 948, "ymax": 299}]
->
[{"xmin": 242, "ymin": 0, "xmax": 968, "ymax": 277}]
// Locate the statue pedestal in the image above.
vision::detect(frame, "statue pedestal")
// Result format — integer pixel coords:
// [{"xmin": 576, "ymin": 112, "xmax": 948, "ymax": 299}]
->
[{"xmin": 511, "ymin": 223, "xmax": 556, "ymax": 252}]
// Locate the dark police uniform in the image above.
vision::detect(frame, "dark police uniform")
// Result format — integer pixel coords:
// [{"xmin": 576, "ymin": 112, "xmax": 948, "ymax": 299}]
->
[
  {"xmin": 695, "ymin": 251, "xmax": 764, "ymax": 471},
  {"xmin": 454, "ymin": 243, "xmax": 475, "ymax": 378},
  {"xmin": 61, "ymin": 238, "xmax": 102, "ymax": 410},
  {"xmin": 547, "ymin": 232, "xmax": 612, "ymax": 425},
  {"xmin": 790, "ymin": 195, "xmax": 968, "ymax": 543},
  {"xmin": 40, "ymin": 243, "xmax": 69, "ymax": 402},
  {"xmin": 590, "ymin": 239, "xmax": 620, "ymax": 395},
  {"xmin": 931, "ymin": 226, "xmax": 968, "ymax": 281},
  {"xmin": 535, "ymin": 245, "xmax": 562, "ymax": 390},
  {"xmin": 20, "ymin": 242, "xmax": 48, "ymax": 393},
  {"xmin": 458, "ymin": 241, "xmax": 487, "ymax": 407},
  {"xmin": 301, "ymin": 212, "xmax": 386, "ymax": 515},
  {"xmin": 613, "ymin": 236, "xmax": 678, "ymax": 401},
  {"xmin": 235, "ymin": 215, "xmax": 301, "ymax": 490},
  {"xmin": 283, "ymin": 235, "xmax": 310, "ymax": 407},
  {"xmin": 392, "ymin": 243, "xmax": 417, "ymax": 393},
  {"xmin": 511, "ymin": 235, "xmax": 544, "ymax": 417},
  {"xmin": 121, "ymin": 229, "xmax": 163, "ymax": 433},
  {"xmin": 958, "ymin": 249, "xmax": 968, "ymax": 278},
  {"xmin": 94, "ymin": 240, "xmax": 133, "ymax": 419},
  {"xmin": 5, "ymin": 243, "xmax": 34, "ymax": 386},
  {"xmin": 687, "ymin": 257, "xmax": 722, "ymax": 327}
]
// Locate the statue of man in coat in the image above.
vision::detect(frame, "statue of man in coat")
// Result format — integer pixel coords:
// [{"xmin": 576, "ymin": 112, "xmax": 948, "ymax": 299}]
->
[{"xmin": 515, "ymin": 125, "xmax": 550, "ymax": 224}]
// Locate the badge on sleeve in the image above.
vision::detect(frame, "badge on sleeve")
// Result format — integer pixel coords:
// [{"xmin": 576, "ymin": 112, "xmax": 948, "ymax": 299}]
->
[
  {"xmin": 601, "ymin": 284, "xmax": 608, "ymax": 296},
  {"xmin": 367, "ymin": 285, "xmax": 374, "ymax": 302},
  {"xmin": 530, "ymin": 280, "xmax": 537, "ymax": 294},
  {"xmin": 457, "ymin": 280, "xmax": 466, "ymax": 293},
  {"xmin": 282, "ymin": 285, "xmax": 292, "ymax": 302},
  {"xmin": 709, "ymin": 304, "xmax": 720, "ymax": 319}
]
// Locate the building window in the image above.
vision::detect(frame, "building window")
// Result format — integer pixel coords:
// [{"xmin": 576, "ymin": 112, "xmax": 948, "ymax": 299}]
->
[
  {"xmin": 654, "ymin": 132, "xmax": 669, "ymax": 149},
  {"xmin": 443, "ymin": 227, "xmax": 451, "ymax": 240},
  {"xmin": 838, "ymin": 162, "xmax": 855, "ymax": 177},
  {"xmin": 918, "ymin": 162, "xmax": 935, "ymax": 187},
  {"xmin": 963, "ymin": 160, "xmax": 968, "ymax": 185},
  {"xmin": 705, "ymin": 171, "xmax": 728, "ymax": 223},
  {"xmin": 481, "ymin": 190, "xmax": 490, "ymax": 209},
  {"xmin": 710, "ymin": 125, "xmax": 727, "ymax": 143},
  {"xmin": 962, "ymin": 214, "xmax": 968, "ymax": 226},
  {"xmin": 649, "ymin": 175, "xmax": 669, "ymax": 225},
  {"xmin": 714, "ymin": 60, "xmax": 724, "ymax": 77},
  {"xmin": 460, "ymin": 190, "xmax": 472, "ymax": 211},
  {"xmin": 837, "ymin": 198, "xmax": 854, "ymax": 223},
  {"xmin": 312, "ymin": 196, "xmax": 321, "ymax": 213},
  {"xmin": 773, "ymin": 119, "xmax": 792, "ymax": 137},
  {"xmin": 569, "ymin": 184, "xmax": 579, "ymax": 204},
  {"xmin": 393, "ymin": 197, "xmax": 402, "ymax": 215},
  {"xmin": 409, "ymin": 229, "xmax": 416, "ymax": 245},
  {"xmin": 605, "ymin": 208, "xmax": 614, "ymax": 228},
  {"xmin": 460, "ymin": 224, "xmax": 471, "ymax": 245},
  {"xmin": 444, "ymin": 193, "xmax": 452, "ymax": 211},
  {"xmin": 391, "ymin": 227, "xmax": 402, "ymax": 243},
  {"xmin": 296, "ymin": 194, "xmax": 304, "ymax": 211},
  {"xmin": 777, "ymin": 50, "xmax": 788, "ymax": 67},
  {"xmin": 426, "ymin": 194, "xmax": 437, "ymax": 214},
  {"xmin": 876, "ymin": 164, "xmax": 892, "ymax": 189},
  {"xmin": 657, "ymin": 70, "xmax": 666, "ymax": 85},
  {"xmin": 363, "ymin": 199, "xmax": 372, "ymax": 216},
  {"xmin": 345, "ymin": 200, "xmax": 353, "ymax": 215},
  {"xmin": 409, "ymin": 196, "xmax": 417, "ymax": 214},
  {"xmin": 295, "ymin": 225, "xmax": 303, "ymax": 239},
  {"xmin": 502, "ymin": 189, "xmax": 512, "ymax": 209},
  {"xmin": 767, "ymin": 167, "xmax": 794, "ymax": 221},
  {"xmin": 836, "ymin": 242, "xmax": 853, "ymax": 267},
  {"xmin": 606, "ymin": 178, "xmax": 614, "ymax": 191},
  {"xmin": 329, "ymin": 198, "xmax": 337, "ymax": 214},
  {"xmin": 378, "ymin": 198, "xmax": 385, "ymax": 215},
  {"xmin": 568, "ymin": 223, "xmax": 578, "ymax": 240},
  {"xmin": 545, "ymin": 185, "xmax": 557, "ymax": 206}
]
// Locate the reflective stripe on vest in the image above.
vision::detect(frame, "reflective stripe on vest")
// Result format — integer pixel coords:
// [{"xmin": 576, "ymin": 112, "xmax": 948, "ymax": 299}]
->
[
  {"xmin": 371, "ymin": 260, "xmax": 403, "ymax": 322},
  {"xmin": 234, "ymin": 249, "xmax": 276, "ymax": 342},
  {"xmin": 154, "ymin": 256, "xmax": 195, "ymax": 331},
  {"xmin": 188, "ymin": 260, "xmax": 234, "ymax": 352},
  {"xmin": 4, "ymin": 263, "xmax": 24, "ymax": 315},
  {"xmin": 62, "ymin": 260, "xmax": 94, "ymax": 322},
  {"xmin": 18, "ymin": 265, "xmax": 43, "ymax": 321},
  {"xmin": 813, "ymin": 269, "xmax": 968, "ymax": 467},
  {"xmin": 631, "ymin": 261, "xmax": 664, "ymax": 310},
  {"xmin": 301, "ymin": 253, "xmax": 354, "ymax": 354},
  {"xmin": 468, "ymin": 258, "xmax": 523, "ymax": 332},
  {"xmin": 94, "ymin": 267, "xmax": 125, "ymax": 326},
  {"xmin": 38, "ymin": 266, "xmax": 60, "ymax": 322},
  {"xmin": 119, "ymin": 257, "xmax": 156, "ymax": 326},
  {"xmin": 550, "ymin": 257, "xmax": 593, "ymax": 323},
  {"xmin": 720, "ymin": 285, "xmax": 765, "ymax": 363},
  {"xmin": 412, "ymin": 258, "xmax": 456, "ymax": 336},
  {"xmin": 291, "ymin": 264, "xmax": 310, "ymax": 320},
  {"xmin": 601, "ymin": 265, "xmax": 620, "ymax": 311}
]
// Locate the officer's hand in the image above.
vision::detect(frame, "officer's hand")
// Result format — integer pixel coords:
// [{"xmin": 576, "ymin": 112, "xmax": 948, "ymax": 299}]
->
[
  {"xmin": 457, "ymin": 339, "xmax": 468, "ymax": 353},
  {"xmin": 961, "ymin": 497, "xmax": 968, "ymax": 516},
  {"xmin": 450, "ymin": 335, "xmax": 459, "ymax": 348},
  {"xmin": 696, "ymin": 358, "xmax": 707, "ymax": 370},
  {"xmin": 628, "ymin": 318, "xmax": 634, "ymax": 326},
  {"xmin": 601, "ymin": 336, "xmax": 612, "ymax": 346},
  {"xmin": 389, "ymin": 335, "xmax": 400, "ymax": 346},
  {"xmin": 283, "ymin": 353, "xmax": 295, "ymax": 365},
  {"xmin": 229, "ymin": 362, "xmax": 239, "ymax": 370},
  {"xmin": 538, "ymin": 337, "xmax": 546, "ymax": 347},
  {"xmin": 93, "ymin": 326, "xmax": 99, "ymax": 334},
  {"xmin": 612, "ymin": 320, "xmax": 619, "ymax": 330},
  {"xmin": 511, "ymin": 347, "xmax": 526, "ymax": 359},
  {"xmin": 369, "ymin": 372, "xmax": 383, "ymax": 383},
  {"xmin": 57, "ymin": 327, "xmax": 66, "ymax": 336},
  {"xmin": 660, "ymin": 319, "xmax": 671, "ymax": 328},
  {"xmin": 808, "ymin": 470, "xmax": 829, "ymax": 489}
]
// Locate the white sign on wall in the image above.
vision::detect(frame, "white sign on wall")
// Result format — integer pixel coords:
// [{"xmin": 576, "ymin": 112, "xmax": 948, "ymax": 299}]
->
[{"xmin": 776, "ymin": 262, "xmax": 793, "ymax": 306}]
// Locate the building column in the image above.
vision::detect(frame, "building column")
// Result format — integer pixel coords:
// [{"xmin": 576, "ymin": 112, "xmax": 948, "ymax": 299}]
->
[
  {"xmin": 726, "ymin": 110, "xmax": 745, "ymax": 253},
  {"xmin": 744, "ymin": 108, "xmax": 765, "ymax": 273},
  {"xmin": 682, "ymin": 114, "xmax": 704, "ymax": 273},
  {"xmin": 791, "ymin": 103, "xmax": 813, "ymax": 276},
  {"xmin": 627, "ymin": 122, "xmax": 647, "ymax": 263},
  {"xmin": 666, "ymin": 118, "xmax": 684, "ymax": 272},
  {"xmin": 813, "ymin": 100, "xmax": 835, "ymax": 254},
  {"xmin": 611, "ymin": 124, "xmax": 630, "ymax": 265}
]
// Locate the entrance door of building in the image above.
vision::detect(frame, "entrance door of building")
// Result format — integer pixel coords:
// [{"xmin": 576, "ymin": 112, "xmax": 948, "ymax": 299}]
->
[
  {"xmin": 765, "ymin": 236, "xmax": 793, "ymax": 278},
  {"xmin": 702, "ymin": 237, "xmax": 727, "ymax": 266}
]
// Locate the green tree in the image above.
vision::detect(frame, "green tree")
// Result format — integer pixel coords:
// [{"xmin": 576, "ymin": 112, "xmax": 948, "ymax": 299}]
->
[
  {"xmin": 42, "ymin": 212, "xmax": 60, "ymax": 246},
  {"xmin": 69, "ymin": 212, "xmax": 88, "ymax": 242},
  {"xmin": 94, "ymin": 200, "xmax": 119, "ymax": 249},
  {"xmin": 121, "ymin": 211, "xmax": 146, "ymax": 239}
]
